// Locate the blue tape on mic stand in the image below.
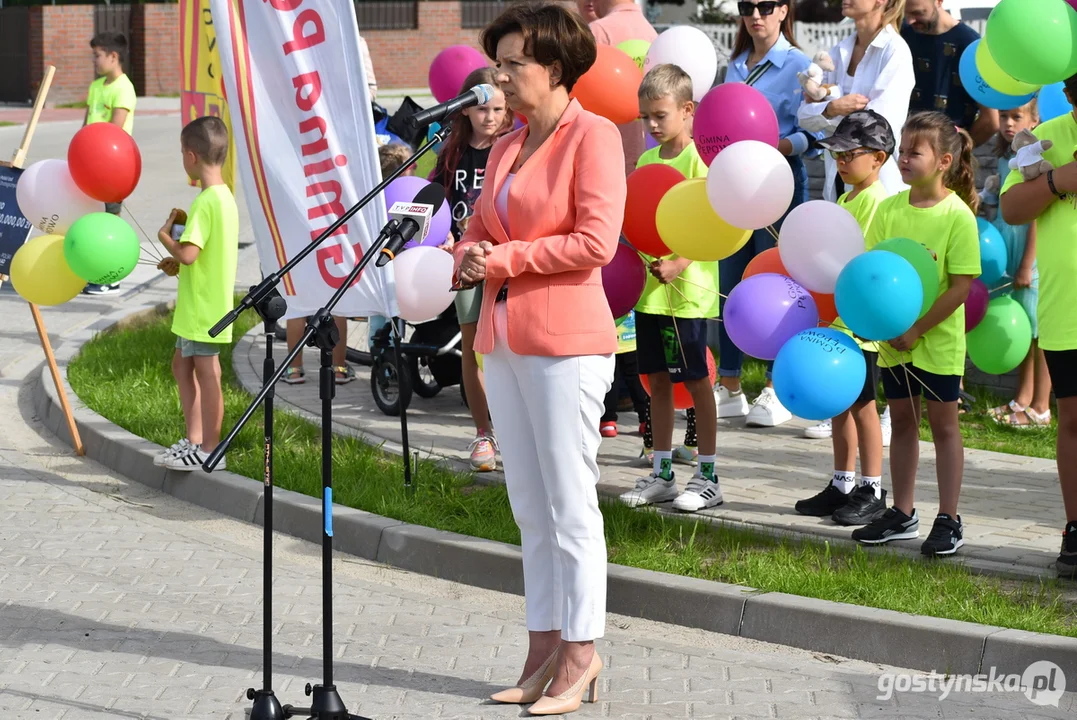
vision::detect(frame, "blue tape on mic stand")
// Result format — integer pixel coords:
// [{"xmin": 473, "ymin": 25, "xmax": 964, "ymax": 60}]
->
[{"xmin": 324, "ymin": 488, "xmax": 333, "ymax": 537}]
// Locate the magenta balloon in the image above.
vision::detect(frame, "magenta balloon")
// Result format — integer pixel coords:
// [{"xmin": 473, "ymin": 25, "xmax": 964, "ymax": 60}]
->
[
  {"xmin": 1069, "ymin": 0, "xmax": 1077, "ymax": 11},
  {"xmin": 429, "ymin": 45, "xmax": 488, "ymax": 104},
  {"xmin": 386, "ymin": 176, "xmax": 452, "ymax": 250},
  {"xmin": 694, "ymin": 83, "xmax": 780, "ymax": 165},
  {"xmin": 603, "ymin": 241, "xmax": 647, "ymax": 318},
  {"xmin": 965, "ymin": 278, "xmax": 989, "ymax": 332},
  {"xmin": 724, "ymin": 273, "xmax": 820, "ymax": 360}
]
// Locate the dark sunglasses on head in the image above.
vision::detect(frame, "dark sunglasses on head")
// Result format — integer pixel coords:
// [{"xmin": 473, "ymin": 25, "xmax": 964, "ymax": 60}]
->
[{"xmin": 738, "ymin": 1, "xmax": 786, "ymax": 17}]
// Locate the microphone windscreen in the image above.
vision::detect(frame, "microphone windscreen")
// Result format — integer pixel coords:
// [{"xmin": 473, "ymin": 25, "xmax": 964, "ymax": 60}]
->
[
  {"xmin": 473, "ymin": 84, "xmax": 495, "ymax": 104},
  {"xmin": 413, "ymin": 182, "xmax": 446, "ymax": 213}
]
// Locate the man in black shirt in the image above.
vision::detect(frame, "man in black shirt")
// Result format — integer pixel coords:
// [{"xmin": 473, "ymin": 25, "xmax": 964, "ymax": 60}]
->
[{"xmin": 902, "ymin": 0, "xmax": 999, "ymax": 146}]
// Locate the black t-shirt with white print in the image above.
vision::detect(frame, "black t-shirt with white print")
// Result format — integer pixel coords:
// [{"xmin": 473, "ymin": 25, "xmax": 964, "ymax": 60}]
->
[{"xmin": 440, "ymin": 144, "xmax": 491, "ymax": 241}]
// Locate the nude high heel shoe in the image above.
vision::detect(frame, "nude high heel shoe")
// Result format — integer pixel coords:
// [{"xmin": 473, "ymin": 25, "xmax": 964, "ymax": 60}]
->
[
  {"xmin": 527, "ymin": 650, "xmax": 603, "ymax": 715},
  {"xmin": 489, "ymin": 649, "xmax": 559, "ymax": 704}
]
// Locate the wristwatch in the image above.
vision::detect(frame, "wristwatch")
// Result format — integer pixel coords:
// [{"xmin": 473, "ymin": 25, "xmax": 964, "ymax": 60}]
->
[{"xmin": 1047, "ymin": 170, "xmax": 1066, "ymax": 200}]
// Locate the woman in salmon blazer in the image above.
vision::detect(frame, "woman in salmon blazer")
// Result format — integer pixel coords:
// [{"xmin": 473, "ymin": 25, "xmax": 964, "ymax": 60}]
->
[{"xmin": 453, "ymin": 2, "xmax": 626, "ymax": 715}]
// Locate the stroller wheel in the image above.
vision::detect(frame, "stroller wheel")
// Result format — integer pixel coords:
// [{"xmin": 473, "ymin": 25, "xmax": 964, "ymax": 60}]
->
[
  {"xmin": 370, "ymin": 349, "xmax": 412, "ymax": 416},
  {"xmin": 409, "ymin": 354, "xmax": 442, "ymax": 398}
]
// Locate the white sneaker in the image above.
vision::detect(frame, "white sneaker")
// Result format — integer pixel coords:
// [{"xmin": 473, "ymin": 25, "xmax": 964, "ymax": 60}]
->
[
  {"xmin": 619, "ymin": 473, "xmax": 679, "ymax": 507},
  {"xmin": 672, "ymin": 473, "xmax": 724, "ymax": 512},
  {"xmin": 804, "ymin": 419, "xmax": 832, "ymax": 440},
  {"xmin": 745, "ymin": 387, "xmax": 793, "ymax": 428},
  {"xmin": 154, "ymin": 438, "xmax": 191, "ymax": 467},
  {"xmin": 714, "ymin": 385, "xmax": 750, "ymax": 418},
  {"xmin": 880, "ymin": 405, "xmax": 892, "ymax": 448},
  {"xmin": 164, "ymin": 445, "xmax": 225, "ymax": 472}
]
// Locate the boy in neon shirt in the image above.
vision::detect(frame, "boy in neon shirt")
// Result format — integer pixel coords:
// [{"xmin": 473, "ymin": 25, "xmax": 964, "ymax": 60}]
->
[
  {"xmin": 1000, "ymin": 74, "xmax": 1077, "ymax": 577},
  {"xmin": 82, "ymin": 31, "xmax": 137, "ymax": 296},
  {"xmin": 153, "ymin": 117, "xmax": 239, "ymax": 472},
  {"xmin": 619, "ymin": 64, "xmax": 720, "ymax": 513}
]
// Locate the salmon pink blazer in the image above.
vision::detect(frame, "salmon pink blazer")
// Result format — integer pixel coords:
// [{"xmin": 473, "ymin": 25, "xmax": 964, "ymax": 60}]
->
[{"xmin": 452, "ymin": 100, "xmax": 627, "ymax": 357}]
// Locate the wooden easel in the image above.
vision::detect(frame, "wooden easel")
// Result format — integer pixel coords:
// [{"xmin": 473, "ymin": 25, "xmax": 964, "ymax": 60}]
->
[{"xmin": 0, "ymin": 66, "xmax": 84, "ymax": 456}]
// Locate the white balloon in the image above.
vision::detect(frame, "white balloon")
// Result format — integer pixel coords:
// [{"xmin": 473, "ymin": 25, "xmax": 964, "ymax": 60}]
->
[
  {"xmin": 15, "ymin": 159, "xmax": 100, "ymax": 235},
  {"xmin": 643, "ymin": 26, "xmax": 718, "ymax": 102},
  {"xmin": 778, "ymin": 201, "xmax": 866, "ymax": 294},
  {"xmin": 706, "ymin": 140, "xmax": 794, "ymax": 230},
  {"xmin": 393, "ymin": 246, "xmax": 455, "ymax": 323}
]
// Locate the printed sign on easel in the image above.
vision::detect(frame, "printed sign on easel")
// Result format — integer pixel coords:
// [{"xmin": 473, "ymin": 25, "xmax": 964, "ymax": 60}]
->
[{"xmin": 0, "ymin": 165, "xmax": 32, "ymax": 277}]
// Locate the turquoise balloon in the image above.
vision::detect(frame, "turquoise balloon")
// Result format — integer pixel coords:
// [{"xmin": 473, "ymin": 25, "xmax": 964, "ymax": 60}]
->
[
  {"xmin": 773, "ymin": 328, "xmax": 866, "ymax": 421},
  {"xmin": 976, "ymin": 217, "xmax": 1007, "ymax": 289},
  {"xmin": 1038, "ymin": 82, "xmax": 1071, "ymax": 122},
  {"xmin": 834, "ymin": 250, "xmax": 923, "ymax": 342},
  {"xmin": 62, "ymin": 212, "xmax": 140, "ymax": 285}
]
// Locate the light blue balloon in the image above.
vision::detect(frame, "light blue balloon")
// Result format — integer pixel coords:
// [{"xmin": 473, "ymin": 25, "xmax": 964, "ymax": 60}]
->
[
  {"xmin": 958, "ymin": 40, "xmax": 1037, "ymax": 111},
  {"xmin": 773, "ymin": 329, "xmax": 867, "ymax": 421},
  {"xmin": 1037, "ymin": 83, "xmax": 1070, "ymax": 122},
  {"xmin": 977, "ymin": 217, "xmax": 1008, "ymax": 288},
  {"xmin": 834, "ymin": 250, "xmax": 923, "ymax": 342}
]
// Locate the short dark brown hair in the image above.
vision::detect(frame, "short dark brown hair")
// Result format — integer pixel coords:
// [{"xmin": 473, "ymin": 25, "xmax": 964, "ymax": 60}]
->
[
  {"xmin": 481, "ymin": 1, "xmax": 596, "ymax": 92},
  {"xmin": 90, "ymin": 32, "xmax": 128, "ymax": 70},
  {"xmin": 181, "ymin": 116, "xmax": 230, "ymax": 166}
]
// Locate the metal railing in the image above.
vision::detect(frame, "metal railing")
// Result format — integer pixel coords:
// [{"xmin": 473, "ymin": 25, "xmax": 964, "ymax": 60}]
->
[{"xmin": 355, "ymin": 0, "xmax": 417, "ymax": 31}]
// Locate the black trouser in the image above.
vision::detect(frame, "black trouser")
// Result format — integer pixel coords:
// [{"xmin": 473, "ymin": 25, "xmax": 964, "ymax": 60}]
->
[{"xmin": 602, "ymin": 352, "xmax": 649, "ymax": 425}]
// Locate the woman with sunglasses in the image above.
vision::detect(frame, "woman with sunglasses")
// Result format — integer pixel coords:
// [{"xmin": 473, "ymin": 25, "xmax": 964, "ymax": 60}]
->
[
  {"xmin": 797, "ymin": 0, "xmax": 914, "ymax": 203},
  {"xmin": 711, "ymin": 0, "xmax": 820, "ymax": 429}
]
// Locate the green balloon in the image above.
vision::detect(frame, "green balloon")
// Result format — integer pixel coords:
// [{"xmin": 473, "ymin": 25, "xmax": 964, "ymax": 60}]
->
[
  {"xmin": 63, "ymin": 212, "xmax": 140, "ymax": 285},
  {"xmin": 966, "ymin": 296, "xmax": 1032, "ymax": 375},
  {"xmin": 872, "ymin": 237, "xmax": 939, "ymax": 319},
  {"xmin": 616, "ymin": 39, "xmax": 651, "ymax": 73},
  {"xmin": 985, "ymin": 0, "xmax": 1077, "ymax": 86}
]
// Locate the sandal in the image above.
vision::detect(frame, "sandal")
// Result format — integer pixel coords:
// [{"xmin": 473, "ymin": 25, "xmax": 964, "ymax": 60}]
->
[
  {"xmin": 334, "ymin": 365, "xmax": 356, "ymax": 385},
  {"xmin": 996, "ymin": 406, "xmax": 1052, "ymax": 429},
  {"xmin": 283, "ymin": 367, "xmax": 305, "ymax": 384},
  {"xmin": 988, "ymin": 399, "xmax": 1025, "ymax": 419},
  {"xmin": 957, "ymin": 389, "xmax": 975, "ymax": 415}
]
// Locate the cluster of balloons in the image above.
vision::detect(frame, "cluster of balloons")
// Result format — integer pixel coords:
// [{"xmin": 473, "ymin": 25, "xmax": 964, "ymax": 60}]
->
[
  {"xmin": 958, "ymin": 0, "xmax": 1077, "ymax": 117},
  {"xmin": 11, "ymin": 123, "xmax": 142, "ymax": 306},
  {"xmin": 964, "ymin": 218, "xmax": 1034, "ymax": 375}
]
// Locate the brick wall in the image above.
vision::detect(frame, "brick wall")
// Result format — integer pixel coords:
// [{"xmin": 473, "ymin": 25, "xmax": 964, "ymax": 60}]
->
[
  {"xmin": 29, "ymin": 5, "xmax": 96, "ymax": 104},
  {"xmin": 365, "ymin": 2, "xmax": 484, "ymax": 90},
  {"xmin": 131, "ymin": 3, "xmax": 181, "ymax": 97}
]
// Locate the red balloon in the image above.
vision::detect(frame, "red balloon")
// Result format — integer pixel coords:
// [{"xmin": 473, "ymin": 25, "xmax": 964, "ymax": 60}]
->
[
  {"xmin": 624, "ymin": 164, "xmax": 684, "ymax": 257},
  {"xmin": 742, "ymin": 247, "xmax": 787, "ymax": 280},
  {"xmin": 811, "ymin": 292, "xmax": 838, "ymax": 326},
  {"xmin": 571, "ymin": 45, "xmax": 643, "ymax": 124},
  {"xmin": 640, "ymin": 351, "xmax": 717, "ymax": 410},
  {"xmin": 67, "ymin": 123, "xmax": 142, "ymax": 203}
]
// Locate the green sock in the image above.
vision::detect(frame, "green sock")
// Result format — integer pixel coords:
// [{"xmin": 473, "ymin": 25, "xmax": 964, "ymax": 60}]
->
[
  {"xmin": 654, "ymin": 451, "xmax": 673, "ymax": 480},
  {"xmin": 699, "ymin": 454, "xmax": 716, "ymax": 482}
]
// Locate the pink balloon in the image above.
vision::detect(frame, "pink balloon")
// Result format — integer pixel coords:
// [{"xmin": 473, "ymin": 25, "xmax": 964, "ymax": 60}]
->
[
  {"xmin": 429, "ymin": 46, "xmax": 488, "ymax": 104},
  {"xmin": 694, "ymin": 84, "xmax": 780, "ymax": 166},
  {"xmin": 602, "ymin": 241, "xmax": 647, "ymax": 318},
  {"xmin": 965, "ymin": 279, "xmax": 989, "ymax": 332}
]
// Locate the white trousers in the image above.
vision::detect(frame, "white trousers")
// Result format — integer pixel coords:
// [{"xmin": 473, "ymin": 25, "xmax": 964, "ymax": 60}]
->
[{"xmin": 485, "ymin": 302, "xmax": 614, "ymax": 641}]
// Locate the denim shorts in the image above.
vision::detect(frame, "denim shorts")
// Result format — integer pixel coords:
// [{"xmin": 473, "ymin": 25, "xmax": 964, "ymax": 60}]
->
[{"xmin": 175, "ymin": 337, "xmax": 222, "ymax": 357}]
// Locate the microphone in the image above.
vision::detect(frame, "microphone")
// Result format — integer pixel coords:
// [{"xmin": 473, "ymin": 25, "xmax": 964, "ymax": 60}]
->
[
  {"xmin": 376, "ymin": 182, "xmax": 445, "ymax": 267},
  {"xmin": 407, "ymin": 84, "xmax": 494, "ymax": 129}
]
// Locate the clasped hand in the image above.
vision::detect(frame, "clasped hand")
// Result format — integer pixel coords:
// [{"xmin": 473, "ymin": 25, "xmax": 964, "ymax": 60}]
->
[
  {"xmin": 888, "ymin": 326, "xmax": 922, "ymax": 353},
  {"xmin": 458, "ymin": 240, "xmax": 494, "ymax": 285}
]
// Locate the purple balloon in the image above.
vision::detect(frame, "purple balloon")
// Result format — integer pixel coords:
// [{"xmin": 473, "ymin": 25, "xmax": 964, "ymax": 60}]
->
[
  {"xmin": 645, "ymin": 133, "xmax": 659, "ymax": 151},
  {"xmin": 385, "ymin": 175, "xmax": 451, "ymax": 250},
  {"xmin": 602, "ymin": 241, "xmax": 647, "ymax": 318},
  {"xmin": 965, "ymin": 278, "xmax": 989, "ymax": 332},
  {"xmin": 513, "ymin": 116, "xmax": 526, "ymax": 131},
  {"xmin": 724, "ymin": 273, "xmax": 819, "ymax": 361}
]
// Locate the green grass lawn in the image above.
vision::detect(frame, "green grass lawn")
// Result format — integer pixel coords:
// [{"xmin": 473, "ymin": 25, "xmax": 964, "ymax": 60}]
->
[{"xmin": 67, "ymin": 306, "xmax": 1077, "ymax": 638}]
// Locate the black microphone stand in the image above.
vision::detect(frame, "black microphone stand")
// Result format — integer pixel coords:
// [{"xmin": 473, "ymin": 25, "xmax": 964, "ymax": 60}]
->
[{"xmin": 205, "ymin": 121, "xmax": 451, "ymax": 720}]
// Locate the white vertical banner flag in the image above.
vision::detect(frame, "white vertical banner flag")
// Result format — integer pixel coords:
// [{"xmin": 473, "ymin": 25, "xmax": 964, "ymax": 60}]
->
[{"xmin": 210, "ymin": 0, "xmax": 397, "ymax": 320}]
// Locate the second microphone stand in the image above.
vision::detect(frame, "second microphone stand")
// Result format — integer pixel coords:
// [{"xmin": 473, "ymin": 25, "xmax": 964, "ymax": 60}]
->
[{"xmin": 206, "ymin": 123, "xmax": 451, "ymax": 720}]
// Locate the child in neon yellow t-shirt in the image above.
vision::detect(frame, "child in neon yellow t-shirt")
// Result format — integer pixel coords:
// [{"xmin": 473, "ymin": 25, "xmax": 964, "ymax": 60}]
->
[
  {"xmin": 852, "ymin": 112, "xmax": 981, "ymax": 558},
  {"xmin": 794, "ymin": 110, "xmax": 892, "ymax": 528},
  {"xmin": 154, "ymin": 117, "xmax": 239, "ymax": 473},
  {"xmin": 999, "ymin": 75, "xmax": 1077, "ymax": 578},
  {"xmin": 619, "ymin": 64, "xmax": 720, "ymax": 514}
]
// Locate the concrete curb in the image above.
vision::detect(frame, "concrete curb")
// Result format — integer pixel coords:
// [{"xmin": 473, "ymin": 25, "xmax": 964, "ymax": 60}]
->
[{"xmin": 32, "ymin": 304, "xmax": 1077, "ymax": 680}]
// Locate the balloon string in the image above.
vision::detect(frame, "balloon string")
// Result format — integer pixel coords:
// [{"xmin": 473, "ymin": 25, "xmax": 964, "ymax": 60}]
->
[
  {"xmin": 875, "ymin": 343, "xmax": 944, "ymax": 404},
  {"xmin": 991, "ymin": 281, "xmax": 1012, "ymax": 293},
  {"xmin": 122, "ymin": 204, "xmax": 166, "ymax": 262},
  {"xmin": 664, "ymin": 283, "xmax": 690, "ymax": 371},
  {"xmin": 765, "ymin": 225, "xmax": 780, "ymax": 242}
]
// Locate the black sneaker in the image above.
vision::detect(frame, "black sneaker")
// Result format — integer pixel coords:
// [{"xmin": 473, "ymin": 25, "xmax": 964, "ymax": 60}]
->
[
  {"xmin": 1057, "ymin": 522, "xmax": 1077, "ymax": 579},
  {"xmin": 82, "ymin": 283, "xmax": 121, "ymax": 296},
  {"xmin": 852, "ymin": 506, "xmax": 919, "ymax": 544},
  {"xmin": 833, "ymin": 486, "xmax": 887, "ymax": 526},
  {"xmin": 921, "ymin": 513, "xmax": 964, "ymax": 556},
  {"xmin": 794, "ymin": 482, "xmax": 850, "ymax": 517}
]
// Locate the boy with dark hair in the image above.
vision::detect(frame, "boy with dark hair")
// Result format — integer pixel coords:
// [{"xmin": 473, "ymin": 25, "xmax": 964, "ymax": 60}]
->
[
  {"xmin": 153, "ymin": 116, "xmax": 239, "ymax": 472},
  {"xmin": 83, "ymin": 31, "xmax": 137, "ymax": 296}
]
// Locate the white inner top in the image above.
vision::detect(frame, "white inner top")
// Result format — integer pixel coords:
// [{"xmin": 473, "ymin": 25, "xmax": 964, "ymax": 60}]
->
[{"xmin": 495, "ymin": 174, "xmax": 514, "ymax": 236}]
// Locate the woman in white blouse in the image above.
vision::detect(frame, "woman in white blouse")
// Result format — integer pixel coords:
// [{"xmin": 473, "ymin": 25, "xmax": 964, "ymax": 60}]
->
[{"xmin": 797, "ymin": 0, "xmax": 914, "ymax": 202}]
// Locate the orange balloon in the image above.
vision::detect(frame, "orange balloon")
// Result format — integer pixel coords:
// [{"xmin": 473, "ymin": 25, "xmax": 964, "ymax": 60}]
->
[
  {"xmin": 812, "ymin": 292, "xmax": 838, "ymax": 325},
  {"xmin": 742, "ymin": 247, "xmax": 787, "ymax": 280},
  {"xmin": 624, "ymin": 164, "xmax": 683, "ymax": 257},
  {"xmin": 571, "ymin": 45, "xmax": 643, "ymax": 124},
  {"xmin": 639, "ymin": 350, "xmax": 717, "ymax": 410}
]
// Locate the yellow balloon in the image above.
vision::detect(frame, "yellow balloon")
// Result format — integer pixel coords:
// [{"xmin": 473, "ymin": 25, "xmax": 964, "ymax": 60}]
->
[
  {"xmin": 655, "ymin": 178, "xmax": 752, "ymax": 262},
  {"xmin": 476, "ymin": 352, "xmax": 484, "ymax": 371},
  {"xmin": 10, "ymin": 234, "xmax": 86, "ymax": 306},
  {"xmin": 976, "ymin": 37, "xmax": 1038, "ymax": 96}
]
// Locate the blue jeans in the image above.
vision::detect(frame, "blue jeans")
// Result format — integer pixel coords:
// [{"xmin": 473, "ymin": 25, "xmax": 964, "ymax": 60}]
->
[{"xmin": 711, "ymin": 155, "xmax": 808, "ymax": 381}]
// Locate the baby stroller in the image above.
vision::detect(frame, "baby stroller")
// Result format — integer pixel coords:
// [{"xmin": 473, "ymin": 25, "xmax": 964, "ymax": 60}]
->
[{"xmin": 369, "ymin": 303, "xmax": 464, "ymax": 416}]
